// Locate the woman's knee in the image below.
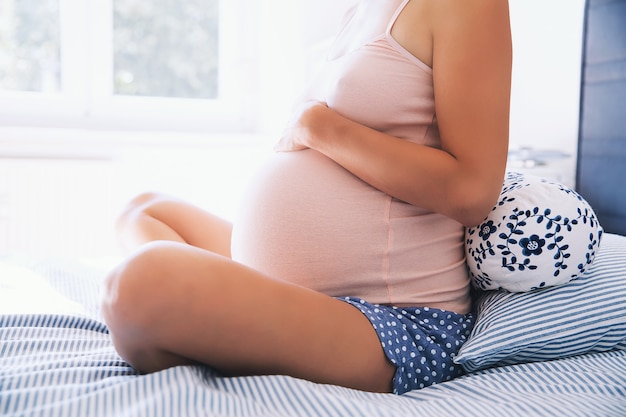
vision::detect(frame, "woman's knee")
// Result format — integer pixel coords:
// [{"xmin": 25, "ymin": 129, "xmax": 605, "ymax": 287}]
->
[
  {"xmin": 102, "ymin": 241, "xmax": 225, "ymax": 372},
  {"xmin": 116, "ymin": 192, "xmax": 167, "ymax": 230},
  {"xmin": 101, "ymin": 242, "xmax": 174, "ymax": 358},
  {"xmin": 103, "ymin": 241, "xmax": 174, "ymax": 321}
]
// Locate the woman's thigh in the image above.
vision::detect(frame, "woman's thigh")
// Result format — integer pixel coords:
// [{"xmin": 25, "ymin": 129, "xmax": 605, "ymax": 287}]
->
[{"xmin": 102, "ymin": 241, "xmax": 395, "ymax": 393}]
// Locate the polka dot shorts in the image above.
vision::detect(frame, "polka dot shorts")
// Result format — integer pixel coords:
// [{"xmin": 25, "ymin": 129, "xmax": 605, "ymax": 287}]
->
[{"xmin": 339, "ymin": 297, "xmax": 475, "ymax": 395}]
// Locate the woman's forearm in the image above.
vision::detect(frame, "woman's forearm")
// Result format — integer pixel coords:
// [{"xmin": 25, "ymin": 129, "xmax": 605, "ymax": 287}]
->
[{"xmin": 302, "ymin": 105, "xmax": 501, "ymax": 227}]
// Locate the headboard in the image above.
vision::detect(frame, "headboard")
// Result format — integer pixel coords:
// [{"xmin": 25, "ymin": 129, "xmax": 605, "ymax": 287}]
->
[{"xmin": 576, "ymin": 0, "xmax": 626, "ymax": 235}]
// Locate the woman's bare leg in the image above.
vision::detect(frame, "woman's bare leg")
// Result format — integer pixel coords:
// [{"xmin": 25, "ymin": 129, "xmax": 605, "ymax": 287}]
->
[
  {"xmin": 101, "ymin": 241, "xmax": 395, "ymax": 393},
  {"xmin": 116, "ymin": 192, "xmax": 232, "ymax": 257}
]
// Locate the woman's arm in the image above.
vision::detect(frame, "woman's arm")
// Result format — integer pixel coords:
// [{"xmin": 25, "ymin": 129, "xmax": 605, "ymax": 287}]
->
[{"xmin": 277, "ymin": 0, "xmax": 512, "ymax": 227}]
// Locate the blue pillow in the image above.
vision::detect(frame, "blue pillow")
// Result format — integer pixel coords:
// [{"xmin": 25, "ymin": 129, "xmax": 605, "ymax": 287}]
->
[
  {"xmin": 465, "ymin": 172, "xmax": 603, "ymax": 292},
  {"xmin": 455, "ymin": 233, "xmax": 626, "ymax": 373}
]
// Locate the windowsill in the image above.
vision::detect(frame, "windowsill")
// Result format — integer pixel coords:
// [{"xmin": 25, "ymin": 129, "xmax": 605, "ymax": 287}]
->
[{"xmin": 0, "ymin": 126, "xmax": 273, "ymax": 160}]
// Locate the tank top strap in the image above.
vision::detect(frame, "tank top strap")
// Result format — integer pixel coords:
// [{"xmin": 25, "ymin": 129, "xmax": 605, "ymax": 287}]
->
[
  {"xmin": 386, "ymin": 0, "xmax": 411, "ymax": 35},
  {"xmin": 384, "ymin": 0, "xmax": 432, "ymax": 73}
]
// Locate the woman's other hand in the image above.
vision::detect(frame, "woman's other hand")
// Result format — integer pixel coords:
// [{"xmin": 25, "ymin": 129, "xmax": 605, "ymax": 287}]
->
[{"xmin": 275, "ymin": 101, "xmax": 329, "ymax": 152}]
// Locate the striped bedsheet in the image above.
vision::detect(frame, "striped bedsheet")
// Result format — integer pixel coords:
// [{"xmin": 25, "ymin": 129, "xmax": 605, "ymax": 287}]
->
[{"xmin": 1, "ymin": 253, "xmax": 626, "ymax": 416}]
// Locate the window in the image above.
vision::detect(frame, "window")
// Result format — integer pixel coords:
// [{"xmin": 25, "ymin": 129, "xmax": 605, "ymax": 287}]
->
[
  {"xmin": 0, "ymin": 0, "xmax": 61, "ymax": 93},
  {"xmin": 113, "ymin": 0, "xmax": 219, "ymax": 99},
  {"xmin": 0, "ymin": 0, "xmax": 258, "ymax": 132}
]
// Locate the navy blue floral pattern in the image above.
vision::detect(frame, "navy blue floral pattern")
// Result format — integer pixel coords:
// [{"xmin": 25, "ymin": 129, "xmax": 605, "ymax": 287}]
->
[
  {"xmin": 519, "ymin": 234, "xmax": 545, "ymax": 256},
  {"xmin": 465, "ymin": 172, "xmax": 603, "ymax": 292},
  {"xmin": 479, "ymin": 221, "xmax": 497, "ymax": 241}
]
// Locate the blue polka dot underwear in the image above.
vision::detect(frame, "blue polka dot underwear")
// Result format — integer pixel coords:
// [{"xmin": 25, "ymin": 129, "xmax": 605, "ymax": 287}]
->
[{"xmin": 339, "ymin": 297, "xmax": 475, "ymax": 395}]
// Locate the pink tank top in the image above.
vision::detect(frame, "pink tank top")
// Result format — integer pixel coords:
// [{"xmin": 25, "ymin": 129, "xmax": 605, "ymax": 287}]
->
[{"xmin": 231, "ymin": 0, "xmax": 471, "ymax": 313}]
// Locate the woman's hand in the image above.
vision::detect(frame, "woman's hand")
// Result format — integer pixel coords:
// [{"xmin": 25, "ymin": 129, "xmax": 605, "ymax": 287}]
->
[{"xmin": 274, "ymin": 100, "xmax": 329, "ymax": 152}]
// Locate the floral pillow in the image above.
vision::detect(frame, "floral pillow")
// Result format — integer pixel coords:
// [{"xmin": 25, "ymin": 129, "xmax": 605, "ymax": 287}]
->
[{"xmin": 465, "ymin": 172, "xmax": 603, "ymax": 292}]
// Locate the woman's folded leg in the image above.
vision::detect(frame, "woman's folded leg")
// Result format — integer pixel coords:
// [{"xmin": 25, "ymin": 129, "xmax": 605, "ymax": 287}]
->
[{"xmin": 101, "ymin": 240, "xmax": 395, "ymax": 393}]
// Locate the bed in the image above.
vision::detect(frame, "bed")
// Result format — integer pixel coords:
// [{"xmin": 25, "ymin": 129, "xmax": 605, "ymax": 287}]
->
[
  {"xmin": 1, "ymin": 233, "xmax": 626, "ymax": 417},
  {"xmin": 2, "ymin": 0, "xmax": 626, "ymax": 416}
]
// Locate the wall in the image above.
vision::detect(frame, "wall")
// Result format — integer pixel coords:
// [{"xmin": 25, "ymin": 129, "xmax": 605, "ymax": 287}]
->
[
  {"xmin": 0, "ymin": 136, "xmax": 271, "ymax": 258},
  {"xmin": 508, "ymin": 0, "xmax": 586, "ymax": 155}
]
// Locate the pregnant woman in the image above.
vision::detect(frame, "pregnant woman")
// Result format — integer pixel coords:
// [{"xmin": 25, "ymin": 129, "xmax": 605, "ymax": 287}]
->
[{"xmin": 102, "ymin": 0, "xmax": 512, "ymax": 395}]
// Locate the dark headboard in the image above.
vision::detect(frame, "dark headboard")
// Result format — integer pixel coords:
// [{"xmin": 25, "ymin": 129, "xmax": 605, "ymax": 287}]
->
[{"xmin": 576, "ymin": 0, "xmax": 626, "ymax": 235}]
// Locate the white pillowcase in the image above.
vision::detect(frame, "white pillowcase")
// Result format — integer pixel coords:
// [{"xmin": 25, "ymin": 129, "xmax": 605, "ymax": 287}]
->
[{"xmin": 465, "ymin": 172, "xmax": 603, "ymax": 292}]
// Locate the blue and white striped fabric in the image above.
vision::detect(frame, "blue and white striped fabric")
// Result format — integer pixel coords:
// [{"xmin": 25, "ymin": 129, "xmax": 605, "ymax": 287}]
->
[
  {"xmin": 456, "ymin": 233, "xmax": 626, "ymax": 372},
  {"xmin": 2, "ymin": 240, "xmax": 626, "ymax": 417}
]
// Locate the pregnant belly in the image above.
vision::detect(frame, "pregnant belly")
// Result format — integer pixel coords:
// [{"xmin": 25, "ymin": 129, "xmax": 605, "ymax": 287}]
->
[{"xmin": 230, "ymin": 150, "xmax": 388, "ymax": 294}]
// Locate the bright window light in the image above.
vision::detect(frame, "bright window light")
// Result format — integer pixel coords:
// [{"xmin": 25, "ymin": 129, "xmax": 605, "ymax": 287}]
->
[
  {"xmin": 113, "ymin": 0, "xmax": 219, "ymax": 99},
  {"xmin": 0, "ymin": 0, "xmax": 258, "ymax": 132}
]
